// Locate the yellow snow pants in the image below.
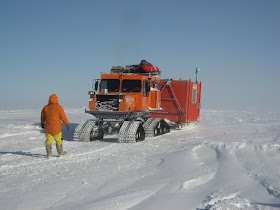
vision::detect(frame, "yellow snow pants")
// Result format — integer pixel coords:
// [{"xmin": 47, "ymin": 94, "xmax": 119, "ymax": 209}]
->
[{"xmin": 45, "ymin": 132, "xmax": 63, "ymax": 145}]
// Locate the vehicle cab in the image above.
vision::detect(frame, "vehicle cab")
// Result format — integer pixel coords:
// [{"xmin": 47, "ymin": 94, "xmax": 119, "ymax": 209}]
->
[{"xmin": 88, "ymin": 66, "xmax": 161, "ymax": 115}]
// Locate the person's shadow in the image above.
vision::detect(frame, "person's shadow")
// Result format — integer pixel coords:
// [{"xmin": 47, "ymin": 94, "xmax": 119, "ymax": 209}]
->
[
  {"xmin": 0, "ymin": 151, "xmax": 45, "ymax": 158},
  {"xmin": 61, "ymin": 123, "xmax": 79, "ymax": 141}
]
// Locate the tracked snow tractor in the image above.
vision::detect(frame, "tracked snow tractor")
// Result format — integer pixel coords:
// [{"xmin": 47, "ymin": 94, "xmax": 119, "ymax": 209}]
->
[{"xmin": 73, "ymin": 60, "xmax": 201, "ymax": 143}]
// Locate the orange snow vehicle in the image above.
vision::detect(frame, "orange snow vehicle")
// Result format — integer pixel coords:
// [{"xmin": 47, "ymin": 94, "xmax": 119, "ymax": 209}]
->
[{"xmin": 73, "ymin": 61, "xmax": 201, "ymax": 143}]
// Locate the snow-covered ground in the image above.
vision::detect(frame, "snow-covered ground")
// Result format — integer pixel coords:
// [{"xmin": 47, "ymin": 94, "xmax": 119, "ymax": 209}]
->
[{"xmin": 0, "ymin": 109, "xmax": 279, "ymax": 210}]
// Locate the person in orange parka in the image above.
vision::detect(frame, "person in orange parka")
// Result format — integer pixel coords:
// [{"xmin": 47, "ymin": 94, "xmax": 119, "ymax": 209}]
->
[{"xmin": 41, "ymin": 94, "xmax": 69, "ymax": 158}]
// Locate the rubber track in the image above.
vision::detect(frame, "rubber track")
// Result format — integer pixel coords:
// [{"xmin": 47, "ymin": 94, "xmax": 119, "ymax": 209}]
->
[
  {"xmin": 143, "ymin": 118, "xmax": 161, "ymax": 137},
  {"xmin": 73, "ymin": 120, "xmax": 97, "ymax": 142},
  {"xmin": 118, "ymin": 121, "xmax": 141, "ymax": 143}
]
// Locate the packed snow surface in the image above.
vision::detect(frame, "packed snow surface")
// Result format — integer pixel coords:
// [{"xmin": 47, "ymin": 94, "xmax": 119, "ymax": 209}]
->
[{"xmin": 0, "ymin": 109, "xmax": 280, "ymax": 210}]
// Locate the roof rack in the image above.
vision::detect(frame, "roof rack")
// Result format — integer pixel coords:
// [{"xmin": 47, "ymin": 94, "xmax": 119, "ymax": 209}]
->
[
  {"xmin": 110, "ymin": 65, "xmax": 160, "ymax": 76},
  {"xmin": 111, "ymin": 66, "xmax": 132, "ymax": 73}
]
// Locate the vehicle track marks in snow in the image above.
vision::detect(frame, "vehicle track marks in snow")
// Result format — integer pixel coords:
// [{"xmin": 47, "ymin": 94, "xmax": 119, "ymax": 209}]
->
[{"xmin": 68, "ymin": 143, "xmax": 115, "ymax": 158}]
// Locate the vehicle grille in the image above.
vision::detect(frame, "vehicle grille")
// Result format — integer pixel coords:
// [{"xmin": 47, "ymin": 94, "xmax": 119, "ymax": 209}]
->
[{"xmin": 95, "ymin": 95, "xmax": 119, "ymax": 111}]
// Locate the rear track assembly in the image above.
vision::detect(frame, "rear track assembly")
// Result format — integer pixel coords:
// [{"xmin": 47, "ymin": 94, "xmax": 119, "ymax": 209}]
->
[
  {"xmin": 118, "ymin": 121, "xmax": 145, "ymax": 143},
  {"xmin": 143, "ymin": 118, "xmax": 170, "ymax": 137}
]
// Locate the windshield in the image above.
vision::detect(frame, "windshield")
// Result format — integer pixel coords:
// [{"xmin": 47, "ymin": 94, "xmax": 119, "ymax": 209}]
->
[
  {"xmin": 100, "ymin": 79, "xmax": 120, "ymax": 92},
  {"xmin": 121, "ymin": 80, "xmax": 141, "ymax": 92}
]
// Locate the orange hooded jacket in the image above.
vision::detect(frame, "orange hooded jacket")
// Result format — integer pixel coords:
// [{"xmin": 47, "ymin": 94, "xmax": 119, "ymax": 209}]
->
[{"xmin": 41, "ymin": 94, "xmax": 69, "ymax": 135}]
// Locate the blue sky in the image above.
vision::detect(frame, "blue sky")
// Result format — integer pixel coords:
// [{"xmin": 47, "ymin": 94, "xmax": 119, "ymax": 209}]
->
[{"xmin": 1, "ymin": 0, "xmax": 279, "ymax": 111}]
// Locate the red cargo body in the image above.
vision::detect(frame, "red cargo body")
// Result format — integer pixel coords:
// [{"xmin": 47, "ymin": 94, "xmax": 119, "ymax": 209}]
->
[{"xmin": 150, "ymin": 80, "xmax": 201, "ymax": 124}]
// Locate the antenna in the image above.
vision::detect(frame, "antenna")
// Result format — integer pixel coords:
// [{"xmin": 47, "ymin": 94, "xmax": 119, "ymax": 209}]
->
[{"xmin": 196, "ymin": 67, "xmax": 200, "ymax": 83}]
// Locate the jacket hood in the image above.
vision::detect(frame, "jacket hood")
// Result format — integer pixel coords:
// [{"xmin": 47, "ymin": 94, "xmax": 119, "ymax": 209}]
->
[{"xmin": 49, "ymin": 94, "xmax": 58, "ymax": 104}]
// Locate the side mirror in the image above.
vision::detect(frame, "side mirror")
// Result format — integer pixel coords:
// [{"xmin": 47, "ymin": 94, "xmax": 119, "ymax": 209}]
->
[
  {"xmin": 145, "ymin": 81, "xmax": 151, "ymax": 92},
  {"xmin": 94, "ymin": 81, "xmax": 99, "ymax": 91}
]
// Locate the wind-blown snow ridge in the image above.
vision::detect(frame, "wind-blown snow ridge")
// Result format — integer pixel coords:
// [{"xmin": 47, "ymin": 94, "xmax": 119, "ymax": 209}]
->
[{"xmin": 182, "ymin": 172, "xmax": 216, "ymax": 189}]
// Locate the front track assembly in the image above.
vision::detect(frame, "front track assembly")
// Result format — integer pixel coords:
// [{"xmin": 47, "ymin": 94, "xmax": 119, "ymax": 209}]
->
[{"xmin": 73, "ymin": 120, "xmax": 104, "ymax": 142}]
